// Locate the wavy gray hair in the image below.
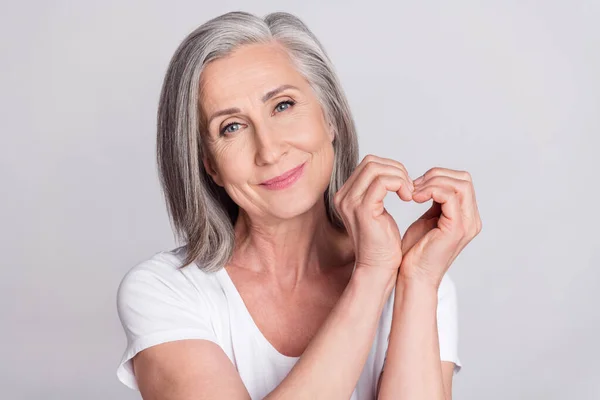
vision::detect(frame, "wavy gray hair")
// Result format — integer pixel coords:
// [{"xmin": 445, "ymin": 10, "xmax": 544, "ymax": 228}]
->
[{"xmin": 157, "ymin": 11, "xmax": 359, "ymax": 272}]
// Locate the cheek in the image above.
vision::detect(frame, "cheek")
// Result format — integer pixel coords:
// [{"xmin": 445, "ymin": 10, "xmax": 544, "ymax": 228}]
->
[
  {"xmin": 281, "ymin": 112, "xmax": 331, "ymax": 151},
  {"xmin": 211, "ymin": 142, "xmax": 253, "ymax": 184}
]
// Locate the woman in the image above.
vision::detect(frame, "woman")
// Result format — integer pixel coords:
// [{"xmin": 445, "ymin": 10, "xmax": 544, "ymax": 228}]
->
[{"xmin": 116, "ymin": 10, "xmax": 481, "ymax": 400}]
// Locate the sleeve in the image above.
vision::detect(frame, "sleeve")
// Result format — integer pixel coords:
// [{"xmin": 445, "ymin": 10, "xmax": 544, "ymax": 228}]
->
[
  {"xmin": 437, "ymin": 273, "xmax": 462, "ymax": 374},
  {"xmin": 115, "ymin": 260, "xmax": 219, "ymax": 391}
]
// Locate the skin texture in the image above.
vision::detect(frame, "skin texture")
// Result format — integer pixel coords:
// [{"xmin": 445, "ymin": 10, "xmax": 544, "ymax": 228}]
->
[
  {"xmin": 200, "ymin": 42, "xmax": 356, "ymax": 358},
  {"xmin": 378, "ymin": 167, "xmax": 482, "ymax": 400},
  {"xmin": 133, "ymin": 41, "xmax": 481, "ymax": 400}
]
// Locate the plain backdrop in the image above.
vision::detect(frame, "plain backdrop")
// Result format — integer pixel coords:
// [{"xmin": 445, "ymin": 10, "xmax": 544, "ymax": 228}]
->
[{"xmin": 1, "ymin": 1, "xmax": 598, "ymax": 399}]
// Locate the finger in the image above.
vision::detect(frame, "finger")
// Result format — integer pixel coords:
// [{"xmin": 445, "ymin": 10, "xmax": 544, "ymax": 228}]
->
[
  {"xmin": 414, "ymin": 176, "xmax": 470, "ymax": 197},
  {"xmin": 414, "ymin": 176, "xmax": 479, "ymax": 227},
  {"xmin": 340, "ymin": 155, "xmax": 412, "ymax": 198},
  {"xmin": 413, "ymin": 167, "xmax": 472, "ymax": 186},
  {"xmin": 362, "ymin": 175, "xmax": 411, "ymax": 216},
  {"xmin": 411, "ymin": 185, "xmax": 462, "ymax": 235},
  {"xmin": 345, "ymin": 162, "xmax": 412, "ymax": 201},
  {"xmin": 419, "ymin": 201, "xmax": 442, "ymax": 221},
  {"xmin": 367, "ymin": 156, "xmax": 411, "ymax": 180},
  {"xmin": 358, "ymin": 154, "xmax": 411, "ymax": 180}
]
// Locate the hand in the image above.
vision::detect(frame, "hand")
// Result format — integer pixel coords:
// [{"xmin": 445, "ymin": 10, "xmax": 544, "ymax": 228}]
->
[
  {"xmin": 333, "ymin": 155, "xmax": 414, "ymax": 274},
  {"xmin": 399, "ymin": 167, "xmax": 482, "ymax": 287}
]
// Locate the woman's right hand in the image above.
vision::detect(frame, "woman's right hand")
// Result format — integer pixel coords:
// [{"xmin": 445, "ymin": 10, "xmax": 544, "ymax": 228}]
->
[{"xmin": 333, "ymin": 154, "xmax": 414, "ymax": 274}]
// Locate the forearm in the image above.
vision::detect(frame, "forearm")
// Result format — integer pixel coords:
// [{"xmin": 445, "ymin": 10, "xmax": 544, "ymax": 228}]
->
[
  {"xmin": 377, "ymin": 276, "xmax": 446, "ymax": 400},
  {"xmin": 264, "ymin": 266, "xmax": 397, "ymax": 400}
]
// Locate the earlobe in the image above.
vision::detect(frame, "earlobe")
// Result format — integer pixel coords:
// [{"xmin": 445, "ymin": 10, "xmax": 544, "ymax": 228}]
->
[{"xmin": 328, "ymin": 123, "xmax": 335, "ymax": 143}]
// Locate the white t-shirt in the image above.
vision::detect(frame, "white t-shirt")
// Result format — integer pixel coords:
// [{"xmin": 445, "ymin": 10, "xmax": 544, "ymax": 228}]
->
[{"xmin": 116, "ymin": 245, "xmax": 461, "ymax": 399}]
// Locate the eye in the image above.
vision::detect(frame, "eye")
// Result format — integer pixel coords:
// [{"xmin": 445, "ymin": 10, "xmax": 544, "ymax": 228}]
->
[
  {"xmin": 220, "ymin": 122, "xmax": 243, "ymax": 136},
  {"xmin": 218, "ymin": 100, "xmax": 295, "ymax": 137},
  {"xmin": 274, "ymin": 100, "xmax": 295, "ymax": 114}
]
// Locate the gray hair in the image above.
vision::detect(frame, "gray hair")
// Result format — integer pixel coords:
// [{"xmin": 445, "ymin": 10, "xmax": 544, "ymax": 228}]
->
[{"xmin": 157, "ymin": 11, "xmax": 359, "ymax": 272}]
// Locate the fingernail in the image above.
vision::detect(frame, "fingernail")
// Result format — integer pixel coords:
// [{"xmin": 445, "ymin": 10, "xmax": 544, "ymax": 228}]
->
[{"xmin": 413, "ymin": 176, "xmax": 424, "ymax": 185}]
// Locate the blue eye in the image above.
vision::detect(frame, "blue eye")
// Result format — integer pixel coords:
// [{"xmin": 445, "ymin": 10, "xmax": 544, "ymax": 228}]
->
[
  {"xmin": 275, "ymin": 100, "xmax": 295, "ymax": 113},
  {"xmin": 219, "ymin": 100, "xmax": 296, "ymax": 137},
  {"xmin": 220, "ymin": 122, "xmax": 241, "ymax": 136}
]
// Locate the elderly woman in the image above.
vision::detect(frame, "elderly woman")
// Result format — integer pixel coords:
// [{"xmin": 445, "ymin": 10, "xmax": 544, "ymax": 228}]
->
[{"xmin": 116, "ymin": 10, "xmax": 481, "ymax": 400}]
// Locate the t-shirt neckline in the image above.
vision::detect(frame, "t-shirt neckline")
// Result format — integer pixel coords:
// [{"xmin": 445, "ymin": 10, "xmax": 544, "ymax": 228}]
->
[{"xmin": 216, "ymin": 267, "xmax": 301, "ymax": 364}]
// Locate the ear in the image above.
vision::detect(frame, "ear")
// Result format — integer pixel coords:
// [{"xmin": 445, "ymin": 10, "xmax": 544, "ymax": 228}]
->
[
  {"xmin": 202, "ymin": 155, "xmax": 224, "ymax": 187},
  {"xmin": 328, "ymin": 122, "xmax": 335, "ymax": 143}
]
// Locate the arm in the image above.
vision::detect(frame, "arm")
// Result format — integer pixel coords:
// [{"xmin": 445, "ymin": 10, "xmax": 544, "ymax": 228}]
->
[
  {"xmin": 133, "ymin": 266, "xmax": 397, "ymax": 400},
  {"xmin": 376, "ymin": 276, "xmax": 455, "ymax": 400},
  {"xmin": 376, "ymin": 166, "xmax": 481, "ymax": 400},
  {"xmin": 266, "ymin": 267, "xmax": 396, "ymax": 399},
  {"xmin": 131, "ymin": 154, "xmax": 417, "ymax": 399}
]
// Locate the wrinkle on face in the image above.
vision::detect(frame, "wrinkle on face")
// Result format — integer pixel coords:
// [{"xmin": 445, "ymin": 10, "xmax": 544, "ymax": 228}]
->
[{"xmin": 198, "ymin": 41, "xmax": 342, "ymax": 277}]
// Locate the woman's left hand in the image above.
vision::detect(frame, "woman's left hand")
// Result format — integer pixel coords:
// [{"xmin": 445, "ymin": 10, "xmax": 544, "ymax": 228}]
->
[{"xmin": 399, "ymin": 167, "xmax": 482, "ymax": 287}]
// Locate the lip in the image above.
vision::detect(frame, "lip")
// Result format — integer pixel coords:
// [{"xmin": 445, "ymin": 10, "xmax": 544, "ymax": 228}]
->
[{"xmin": 260, "ymin": 162, "xmax": 306, "ymax": 189}]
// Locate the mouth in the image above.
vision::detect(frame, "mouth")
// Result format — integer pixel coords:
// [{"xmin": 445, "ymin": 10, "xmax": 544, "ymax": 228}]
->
[{"xmin": 259, "ymin": 161, "xmax": 307, "ymax": 189}]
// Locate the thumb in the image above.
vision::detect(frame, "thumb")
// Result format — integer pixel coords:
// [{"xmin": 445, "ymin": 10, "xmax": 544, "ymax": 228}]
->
[{"xmin": 402, "ymin": 218, "xmax": 438, "ymax": 254}]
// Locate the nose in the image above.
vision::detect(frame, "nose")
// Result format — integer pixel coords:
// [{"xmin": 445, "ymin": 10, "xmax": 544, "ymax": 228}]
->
[{"xmin": 253, "ymin": 121, "xmax": 288, "ymax": 166}]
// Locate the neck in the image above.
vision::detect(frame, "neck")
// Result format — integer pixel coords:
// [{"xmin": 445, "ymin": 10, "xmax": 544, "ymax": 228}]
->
[{"xmin": 229, "ymin": 198, "xmax": 354, "ymax": 284}]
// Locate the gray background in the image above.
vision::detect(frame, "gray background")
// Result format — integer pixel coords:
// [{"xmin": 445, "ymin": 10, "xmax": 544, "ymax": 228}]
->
[{"xmin": 1, "ymin": 1, "xmax": 598, "ymax": 399}]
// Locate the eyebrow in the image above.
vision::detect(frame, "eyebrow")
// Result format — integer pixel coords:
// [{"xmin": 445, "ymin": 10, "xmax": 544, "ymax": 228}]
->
[{"xmin": 207, "ymin": 84, "xmax": 300, "ymax": 125}]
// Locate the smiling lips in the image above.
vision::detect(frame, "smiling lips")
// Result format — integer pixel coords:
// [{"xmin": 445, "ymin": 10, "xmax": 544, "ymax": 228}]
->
[{"xmin": 260, "ymin": 162, "xmax": 306, "ymax": 190}]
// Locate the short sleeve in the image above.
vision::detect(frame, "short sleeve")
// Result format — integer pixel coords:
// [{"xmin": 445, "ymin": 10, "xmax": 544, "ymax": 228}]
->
[
  {"xmin": 437, "ymin": 273, "xmax": 462, "ymax": 373},
  {"xmin": 116, "ymin": 258, "xmax": 218, "ymax": 390}
]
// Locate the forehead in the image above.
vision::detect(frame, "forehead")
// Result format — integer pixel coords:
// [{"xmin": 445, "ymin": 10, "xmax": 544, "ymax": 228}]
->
[{"xmin": 199, "ymin": 43, "xmax": 307, "ymax": 110}]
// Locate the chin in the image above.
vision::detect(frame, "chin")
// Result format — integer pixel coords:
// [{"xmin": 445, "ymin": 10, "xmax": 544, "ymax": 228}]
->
[{"xmin": 264, "ymin": 190, "xmax": 323, "ymax": 220}]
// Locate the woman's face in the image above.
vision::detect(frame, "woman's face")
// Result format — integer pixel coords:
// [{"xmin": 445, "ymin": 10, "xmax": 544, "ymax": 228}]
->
[{"xmin": 200, "ymin": 42, "xmax": 335, "ymax": 222}]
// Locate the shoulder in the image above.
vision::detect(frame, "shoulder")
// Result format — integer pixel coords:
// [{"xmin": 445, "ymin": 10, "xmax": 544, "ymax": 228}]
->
[
  {"xmin": 115, "ymin": 246, "xmax": 227, "ymax": 390},
  {"xmin": 116, "ymin": 246, "xmax": 223, "ymax": 321},
  {"xmin": 117, "ymin": 247, "xmax": 188, "ymax": 305}
]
